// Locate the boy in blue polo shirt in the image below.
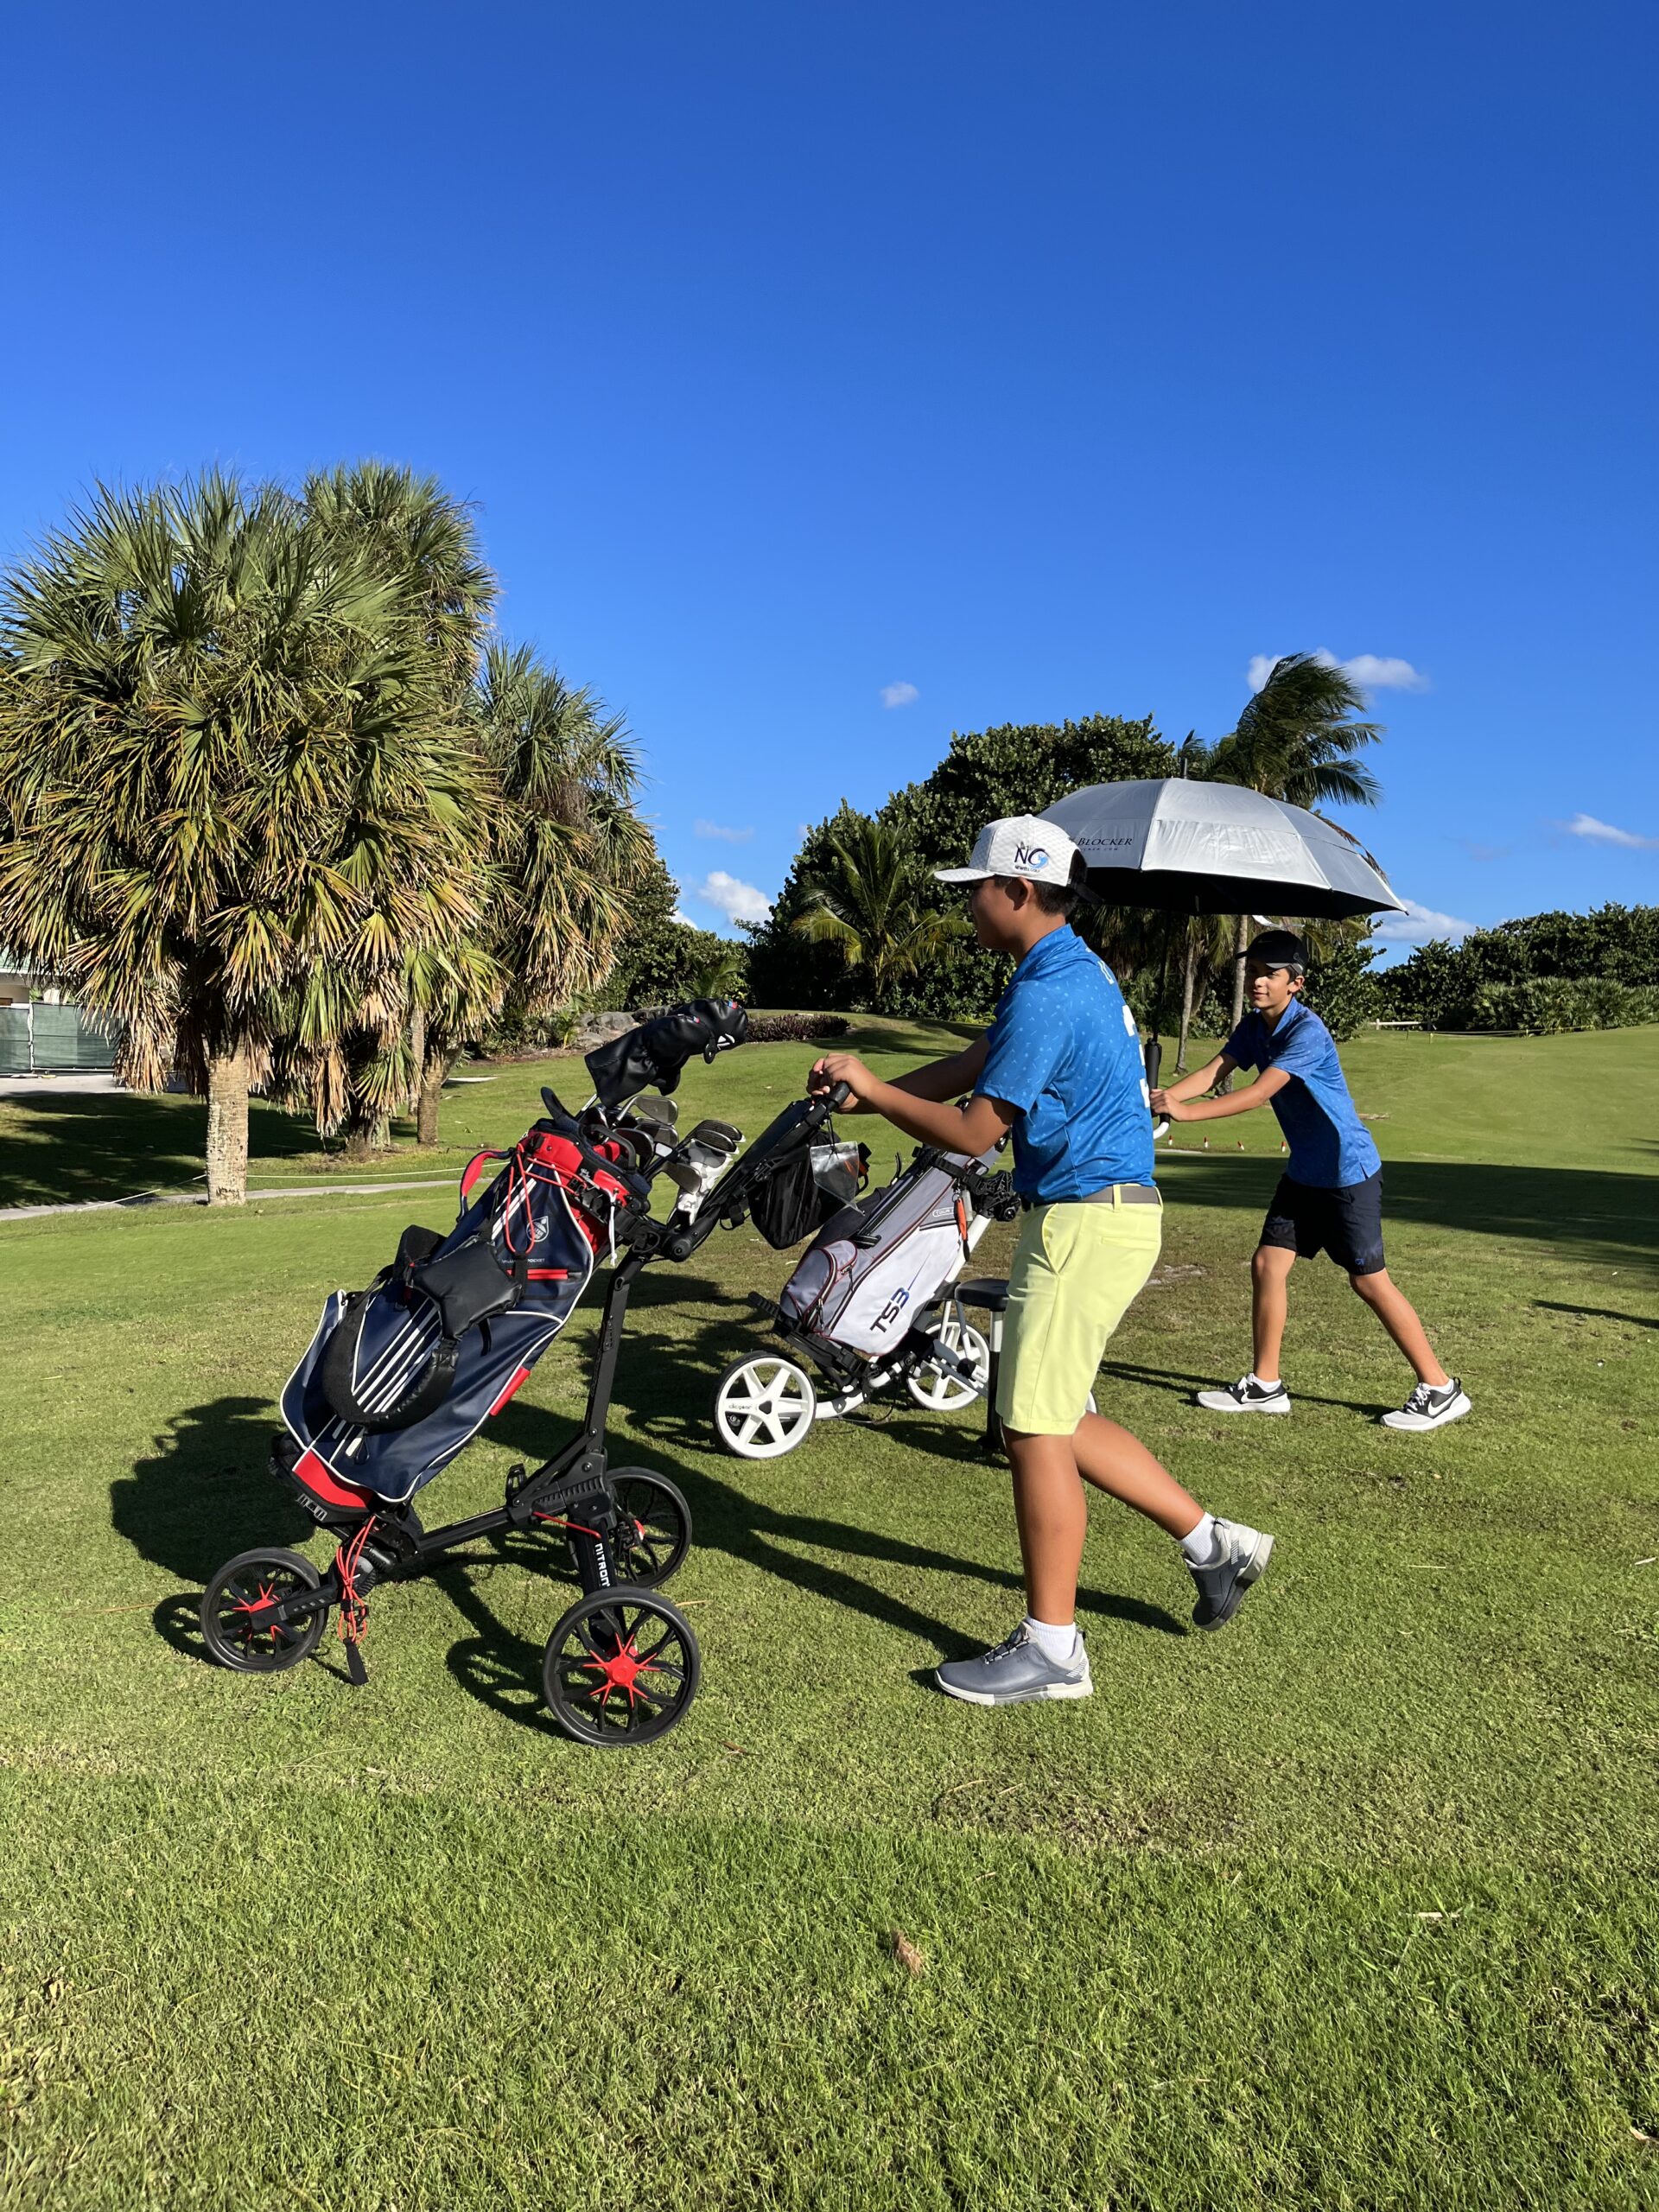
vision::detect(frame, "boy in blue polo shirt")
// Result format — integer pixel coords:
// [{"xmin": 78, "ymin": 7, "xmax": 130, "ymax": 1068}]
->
[
  {"xmin": 810, "ymin": 815, "xmax": 1274, "ymax": 1707},
  {"xmin": 1153, "ymin": 929, "xmax": 1471, "ymax": 1432}
]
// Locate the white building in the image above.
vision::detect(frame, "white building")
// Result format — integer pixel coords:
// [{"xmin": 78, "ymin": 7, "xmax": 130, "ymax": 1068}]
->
[{"xmin": 0, "ymin": 951, "xmax": 63, "ymax": 1006}]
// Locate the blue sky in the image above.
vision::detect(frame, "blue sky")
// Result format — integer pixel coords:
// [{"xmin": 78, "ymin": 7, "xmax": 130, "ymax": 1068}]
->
[{"xmin": 3, "ymin": 1, "xmax": 1654, "ymax": 957}]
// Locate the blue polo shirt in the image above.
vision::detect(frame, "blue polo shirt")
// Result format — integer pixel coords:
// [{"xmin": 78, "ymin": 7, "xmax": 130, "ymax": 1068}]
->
[
  {"xmin": 976, "ymin": 926, "xmax": 1154, "ymax": 1200},
  {"xmin": 1224, "ymin": 999, "xmax": 1381, "ymax": 1190}
]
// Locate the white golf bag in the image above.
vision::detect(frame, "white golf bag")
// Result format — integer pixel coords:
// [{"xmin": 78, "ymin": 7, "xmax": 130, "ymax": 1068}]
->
[
  {"xmin": 778, "ymin": 1145, "xmax": 1000, "ymax": 1356},
  {"xmin": 711, "ymin": 1141, "xmax": 1016, "ymax": 1460}
]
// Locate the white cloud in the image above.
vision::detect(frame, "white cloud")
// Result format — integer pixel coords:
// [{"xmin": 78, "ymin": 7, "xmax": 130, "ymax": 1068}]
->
[
  {"xmin": 1247, "ymin": 650, "xmax": 1428, "ymax": 695},
  {"xmin": 1373, "ymin": 896, "xmax": 1476, "ymax": 948},
  {"xmin": 693, "ymin": 871, "xmax": 773, "ymax": 925},
  {"xmin": 880, "ymin": 680, "xmax": 919, "ymax": 709},
  {"xmin": 693, "ymin": 818, "xmax": 754, "ymax": 843},
  {"xmin": 1561, "ymin": 811, "xmax": 1659, "ymax": 851},
  {"xmin": 1340, "ymin": 654, "xmax": 1429, "ymax": 693},
  {"xmin": 670, "ymin": 908, "xmax": 695, "ymax": 926}
]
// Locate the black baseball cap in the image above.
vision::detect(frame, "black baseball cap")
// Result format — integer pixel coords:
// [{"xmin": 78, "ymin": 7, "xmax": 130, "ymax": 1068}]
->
[{"xmin": 1248, "ymin": 929, "xmax": 1307, "ymax": 974}]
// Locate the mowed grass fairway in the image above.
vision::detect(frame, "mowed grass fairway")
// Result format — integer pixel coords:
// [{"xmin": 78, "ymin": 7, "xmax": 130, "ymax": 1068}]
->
[{"xmin": 3, "ymin": 1024, "xmax": 1657, "ymax": 2210}]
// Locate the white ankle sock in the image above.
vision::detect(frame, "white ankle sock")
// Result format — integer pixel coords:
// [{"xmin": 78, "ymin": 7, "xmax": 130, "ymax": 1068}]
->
[
  {"xmin": 1249, "ymin": 1372, "xmax": 1281, "ymax": 1390},
  {"xmin": 1022, "ymin": 1615, "xmax": 1079, "ymax": 1664},
  {"xmin": 1179, "ymin": 1513, "xmax": 1220, "ymax": 1566}
]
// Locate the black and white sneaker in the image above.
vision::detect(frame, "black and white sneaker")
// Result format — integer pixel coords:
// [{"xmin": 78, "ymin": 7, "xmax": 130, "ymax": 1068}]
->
[
  {"xmin": 1381, "ymin": 1377, "xmax": 1471, "ymax": 1432},
  {"xmin": 1196, "ymin": 1375, "xmax": 1292, "ymax": 1415}
]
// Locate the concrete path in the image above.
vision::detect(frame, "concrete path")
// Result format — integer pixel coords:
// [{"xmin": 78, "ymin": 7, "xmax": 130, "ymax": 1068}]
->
[
  {"xmin": 0, "ymin": 1071, "xmax": 123, "ymax": 1096},
  {"xmin": 2, "ymin": 1177, "xmax": 454, "ymax": 1224}
]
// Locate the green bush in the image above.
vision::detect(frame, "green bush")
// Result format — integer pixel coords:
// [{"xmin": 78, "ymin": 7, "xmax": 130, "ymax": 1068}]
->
[
  {"xmin": 1303, "ymin": 933, "xmax": 1380, "ymax": 1041},
  {"xmin": 745, "ymin": 714, "xmax": 1178, "ymax": 1017},
  {"xmin": 604, "ymin": 858, "xmax": 748, "ymax": 1010},
  {"xmin": 1379, "ymin": 904, "xmax": 1659, "ymax": 1029},
  {"xmin": 1466, "ymin": 977, "xmax": 1659, "ymax": 1035},
  {"xmin": 741, "ymin": 1014, "xmax": 851, "ymax": 1043},
  {"xmin": 473, "ymin": 1006, "xmax": 579, "ymax": 1055}
]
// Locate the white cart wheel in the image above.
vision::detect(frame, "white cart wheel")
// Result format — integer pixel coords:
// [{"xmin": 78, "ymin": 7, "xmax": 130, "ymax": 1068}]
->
[
  {"xmin": 714, "ymin": 1355, "xmax": 817, "ymax": 1459},
  {"xmin": 906, "ymin": 1320, "xmax": 990, "ymax": 1414}
]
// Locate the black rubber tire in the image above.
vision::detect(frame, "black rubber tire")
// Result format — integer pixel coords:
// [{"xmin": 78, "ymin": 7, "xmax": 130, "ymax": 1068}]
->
[
  {"xmin": 542, "ymin": 1585, "xmax": 700, "ymax": 1748},
  {"xmin": 201, "ymin": 1548, "xmax": 327, "ymax": 1674},
  {"xmin": 608, "ymin": 1469, "xmax": 693, "ymax": 1589}
]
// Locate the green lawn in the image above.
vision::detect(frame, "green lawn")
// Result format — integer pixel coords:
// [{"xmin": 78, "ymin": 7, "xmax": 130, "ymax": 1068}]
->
[{"xmin": 2, "ymin": 1024, "xmax": 1656, "ymax": 2209}]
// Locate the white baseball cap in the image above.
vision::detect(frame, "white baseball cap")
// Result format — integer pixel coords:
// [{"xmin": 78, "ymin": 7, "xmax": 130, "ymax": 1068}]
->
[{"xmin": 934, "ymin": 812, "xmax": 1085, "ymax": 887}]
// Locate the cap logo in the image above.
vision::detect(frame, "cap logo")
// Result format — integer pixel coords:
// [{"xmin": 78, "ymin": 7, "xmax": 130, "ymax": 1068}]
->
[{"xmin": 1014, "ymin": 842, "xmax": 1049, "ymax": 870}]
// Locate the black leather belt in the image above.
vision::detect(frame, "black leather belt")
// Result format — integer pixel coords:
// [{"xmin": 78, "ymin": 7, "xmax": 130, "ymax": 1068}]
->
[{"xmin": 1020, "ymin": 1184, "xmax": 1162, "ymax": 1211}]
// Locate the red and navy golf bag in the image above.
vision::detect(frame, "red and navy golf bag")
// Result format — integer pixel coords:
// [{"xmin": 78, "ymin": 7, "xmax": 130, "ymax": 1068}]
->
[
  {"xmin": 277, "ymin": 998, "xmax": 748, "ymax": 1512},
  {"xmin": 279, "ymin": 1128, "xmax": 643, "ymax": 1509}
]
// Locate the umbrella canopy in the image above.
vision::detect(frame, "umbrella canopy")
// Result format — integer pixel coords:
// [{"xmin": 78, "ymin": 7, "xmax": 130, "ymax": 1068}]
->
[{"xmin": 1041, "ymin": 779, "xmax": 1403, "ymax": 920}]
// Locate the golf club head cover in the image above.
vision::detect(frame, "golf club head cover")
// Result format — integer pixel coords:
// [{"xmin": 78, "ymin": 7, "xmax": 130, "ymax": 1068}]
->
[{"xmin": 585, "ymin": 999, "xmax": 749, "ymax": 1109}]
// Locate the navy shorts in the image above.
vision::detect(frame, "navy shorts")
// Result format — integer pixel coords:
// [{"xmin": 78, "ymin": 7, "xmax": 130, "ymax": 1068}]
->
[{"xmin": 1259, "ymin": 1171, "xmax": 1386, "ymax": 1276}]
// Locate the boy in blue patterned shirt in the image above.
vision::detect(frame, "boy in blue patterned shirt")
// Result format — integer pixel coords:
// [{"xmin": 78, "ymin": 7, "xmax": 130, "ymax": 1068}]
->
[
  {"xmin": 810, "ymin": 816, "xmax": 1274, "ymax": 1708},
  {"xmin": 1153, "ymin": 930, "xmax": 1471, "ymax": 1432}
]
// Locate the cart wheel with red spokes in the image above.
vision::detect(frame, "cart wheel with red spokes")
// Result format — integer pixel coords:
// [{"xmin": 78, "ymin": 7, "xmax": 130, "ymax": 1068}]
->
[
  {"xmin": 608, "ymin": 1469, "xmax": 693, "ymax": 1588},
  {"xmin": 200, "ymin": 1548, "xmax": 328, "ymax": 1673},
  {"xmin": 542, "ymin": 1586, "xmax": 700, "ymax": 1747}
]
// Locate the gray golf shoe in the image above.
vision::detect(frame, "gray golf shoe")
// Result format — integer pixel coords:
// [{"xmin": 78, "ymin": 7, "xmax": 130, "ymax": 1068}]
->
[
  {"xmin": 1187, "ymin": 1519, "xmax": 1275, "ymax": 1630},
  {"xmin": 935, "ymin": 1624, "xmax": 1093, "ymax": 1707}
]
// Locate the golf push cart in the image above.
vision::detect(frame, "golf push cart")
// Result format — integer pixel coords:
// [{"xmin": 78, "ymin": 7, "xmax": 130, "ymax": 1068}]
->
[
  {"xmin": 200, "ymin": 1001, "xmax": 855, "ymax": 1749},
  {"xmin": 713, "ymin": 1034, "xmax": 1167, "ymax": 1461},
  {"xmin": 712, "ymin": 1136, "xmax": 1022, "ymax": 1459}
]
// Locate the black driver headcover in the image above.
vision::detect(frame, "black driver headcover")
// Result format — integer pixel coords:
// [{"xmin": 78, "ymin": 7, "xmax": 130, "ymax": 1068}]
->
[{"xmin": 585, "ymin": 999, "xmax": 749, "ymax": 1109}]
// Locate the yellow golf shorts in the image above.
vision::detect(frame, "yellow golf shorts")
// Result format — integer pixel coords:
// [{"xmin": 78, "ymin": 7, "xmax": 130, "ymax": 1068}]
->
[{"xmin": 997, "ymin": 1194, "xmax": 1162, "ymax": 1435}]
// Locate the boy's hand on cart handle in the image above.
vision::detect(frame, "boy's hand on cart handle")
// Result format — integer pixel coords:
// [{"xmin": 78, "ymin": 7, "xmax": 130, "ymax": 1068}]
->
[{"xmin": 810, "ymin": 1052, "xmax": 877, "ymax": 1112}]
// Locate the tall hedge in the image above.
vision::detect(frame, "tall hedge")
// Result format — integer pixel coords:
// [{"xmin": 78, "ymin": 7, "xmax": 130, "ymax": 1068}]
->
[{"xmin": 1377, "ymin": 904, "xmax": 1659, "ymax": 1030}]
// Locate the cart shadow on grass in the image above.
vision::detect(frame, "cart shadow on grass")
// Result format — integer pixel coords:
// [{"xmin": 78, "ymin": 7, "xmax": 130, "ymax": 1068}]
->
[
  {"xmin": 115, "ymin": 1319, "xmax": 1184, "ymax": 1740},
  {"xmin": 1096, "ymin": 1356, "xmax": 1395, "ymax": 1421},
  {"xmin": 1159, "ymin": 1156, "xmax": 1659, "ymax": 1276},
  {"xmin": 112, "ymin": 1394, "xmax": 364, "ymax": 1676},
  {"xmin": 442, "ymin": 1391, "xmax": 1184, "ymax": 1738},
  {"xmin": 1532, "ymin": 1300, "xmax": 1659, "ymax": 1331}
]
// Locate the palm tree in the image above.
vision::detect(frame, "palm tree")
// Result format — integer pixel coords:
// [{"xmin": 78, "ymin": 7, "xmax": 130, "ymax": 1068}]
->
[
  {"xmin": 302, "ymin": 464, "xmax": 498, "ymax": 1153},
  {"xmin": 302, "ymin": 461, "xmax": 496, "ymax": 700},
  {"xmin": 792, "ymin": 810, "xmax": 969, "ymax": 1009},
  {"xmin": 1208, "ymin": 654, "xmax": 1382, "ymax": 1035},
  {"xmin": 1169, "ymin": 908, "xmax": 1239, "ymax": 1070},
  {"xmin": 383, "ymin": 643, "xmax": 655, "ymax": 1149},
  {"xmin": 0, "ymin": 475, "xmax": 488, "ymax": 1200},
  {"xmin": 690, "ymin": 941, "xmax": 747, "ymax": 1001},
  {"xmin": 479, "ymin": 643, "xmax": 652, "ymax": 1008},
  {"xmin": 404, "ymin": 934, "xmax": 508, "ymax": 1147}
]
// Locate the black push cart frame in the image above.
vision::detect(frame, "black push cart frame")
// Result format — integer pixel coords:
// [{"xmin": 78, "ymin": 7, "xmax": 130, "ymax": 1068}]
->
[{"xmin": 234, "ymin": 1084, "xmax": 851, "ymax": 1654}]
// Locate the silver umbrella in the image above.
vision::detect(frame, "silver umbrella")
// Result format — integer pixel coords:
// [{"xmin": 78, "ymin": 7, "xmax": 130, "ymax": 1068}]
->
[{"xmin": 1041, "ymin": 778, "xmax": 1403, "ymax": 920}]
